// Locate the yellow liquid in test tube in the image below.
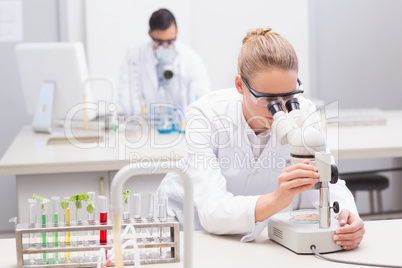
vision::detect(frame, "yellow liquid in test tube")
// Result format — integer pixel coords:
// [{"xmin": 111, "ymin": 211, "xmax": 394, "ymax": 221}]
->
[{"xmin": 65, "ymin": 208, "xmax": 71, "ymax": 263}]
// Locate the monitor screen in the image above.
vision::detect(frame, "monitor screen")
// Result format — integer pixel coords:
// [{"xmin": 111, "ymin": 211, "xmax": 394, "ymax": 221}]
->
[{"xmin": 15, "ymin": 42, "xmax": 97, "ymax": 124}]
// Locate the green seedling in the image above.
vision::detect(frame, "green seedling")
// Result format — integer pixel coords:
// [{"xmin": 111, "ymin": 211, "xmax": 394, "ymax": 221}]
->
[
  {"xmin": 69, "ymin": 194, "xmax": 95, "ymax": 215},
  {"xmin": 60, "ymin": 200, "xmax": 70, "ymax": 210},
  {"xmin": 32, "ymin": 193, "xmax": 50, "ymax": 210},
  {"xmin": 123, "ymin": 190, "xmax": 130, "ymax": 204}
]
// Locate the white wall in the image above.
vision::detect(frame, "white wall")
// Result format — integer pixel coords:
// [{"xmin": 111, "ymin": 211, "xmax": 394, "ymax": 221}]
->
[
  {"xmin": 310, "ymin": 0, "xmax": 402, "ymax": 213},
  {"xmin": 0, "ymin": 0, "xmax": 59, "ymax": 234},
  {"xmin": 311, "ymin": 0, "xmax": 402, "ymax": 110},
  {"xmin": 191, "ymin": 0, "xmax": 311, "ymax": 91}
]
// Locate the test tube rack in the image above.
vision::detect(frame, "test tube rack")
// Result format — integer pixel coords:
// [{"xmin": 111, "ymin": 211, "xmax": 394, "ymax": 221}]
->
[{"xmin": 15, "ymin": 217, "xmax": 180, "ymax": 268}]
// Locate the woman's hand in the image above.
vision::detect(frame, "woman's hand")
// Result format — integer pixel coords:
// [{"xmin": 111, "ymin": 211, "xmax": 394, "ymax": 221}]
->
[
  {"xmin": 273, "ymin": 159, "xmax": 320, "ymax": 211},
  {"xmin": 255, "ymin": 160, "xmax": 319, "ymax": 222},
  {"xmin": 333, "ymin": 209, "xmax": 365, "ymax": 250}
]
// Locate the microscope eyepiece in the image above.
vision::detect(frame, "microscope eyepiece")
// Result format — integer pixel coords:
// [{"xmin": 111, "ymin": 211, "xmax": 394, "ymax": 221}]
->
[
  {"xmin": 267, "ymin": 100, "xmax": 283, "ymax": 116},
  {"xmin": 285, "ymin": 98, "xmax": 300, "ymax": 112}
]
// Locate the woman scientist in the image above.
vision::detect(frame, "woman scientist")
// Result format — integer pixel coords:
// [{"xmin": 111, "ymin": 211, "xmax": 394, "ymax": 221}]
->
[{"xmin": 158, "ymin": 27, "xmax": 365, "ymax": 250}]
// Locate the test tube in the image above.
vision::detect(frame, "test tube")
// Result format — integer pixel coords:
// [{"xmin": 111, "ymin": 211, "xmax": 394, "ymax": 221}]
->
[
  {"xmin": 146, "ymin": 192, "xmax": 155, "ymax": 222},
  {"xmin": 123, "ymin": 192, "xmax": 131, "ymax": 224},
  {"xmin": 40, "ymin": 200, "xmax": 49, "ymax": 264},
  {"xmin": 63, "ymin": 197, "xmax": 71, "ymax": 263},
  {"xmin": 131, "ymin": 193, "xmax": 142, "ymax": 221},
  {"xmin": 51, "ymin": 196, "xmax": 60, "ymax": 264},
  {"xmin": 27, "ymin": 198, "xmax": 37, "ymax": 264},
  {"xmin": 98, "ymin": 195, "xmax": 108, "ymax": 256},
  {"xmin": 157, "ymin": 191, "xmax": 168, "ymax": 258},
  {"xmin": 145, "ymin": 192, "xmax": 155, "ymax": 256},
  {"xmin": 87, "ymin": 192, "xmax": 96, "ymax": 225},
  {"xmin": 28, "ymin": 198, "xmax": 37, "ymax": 245},
  {"xmin": 131, "ymin": 193, "xmax": 142, "ymax": 240},
  {"xmin": 87, "ymin": 192, "xmax": 96, "ymax": 261},
  {"xmin": 75, "ymin": 197, "xmax": 86, "ymax": 262},
  {"xmin": 69, "ymin": 196, "xmax": 85, "ymax": 263}
]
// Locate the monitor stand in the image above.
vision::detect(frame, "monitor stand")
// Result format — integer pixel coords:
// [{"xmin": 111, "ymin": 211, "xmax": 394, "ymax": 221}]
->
[{"xmin": 32, "ymin": 82, "xmax": 55, "ymax": 133}]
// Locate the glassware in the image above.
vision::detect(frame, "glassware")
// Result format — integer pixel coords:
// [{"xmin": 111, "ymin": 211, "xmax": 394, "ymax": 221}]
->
[
  {"xmin": 122, "ymin": 191, "xmax": 130, "ymax": 224},
  {"xmin": 51, "ymin": 196, "xmax": 60, "ymax": 263},
  {"xmin": 63, "ymin": 197, "xmax": 71, "ymax": 263},
  {"xmin": 98, "ymin": 195, "xmax": 108, "ymax": 258}
]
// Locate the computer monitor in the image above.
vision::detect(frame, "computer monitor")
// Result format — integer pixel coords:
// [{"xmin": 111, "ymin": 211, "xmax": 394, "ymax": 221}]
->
[{"xmin": 15, "ymin": 42, "xmax": 97, "ymax": 133}]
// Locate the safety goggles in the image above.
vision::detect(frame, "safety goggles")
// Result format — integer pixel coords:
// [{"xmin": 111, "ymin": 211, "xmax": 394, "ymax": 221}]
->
[
  {"xmin": 151, "ymin": 37, "xmax": 176, "ymax": 47},
  {"xmin": 241, "ymin": 76, "xmax": 304, "ymax": 107}
]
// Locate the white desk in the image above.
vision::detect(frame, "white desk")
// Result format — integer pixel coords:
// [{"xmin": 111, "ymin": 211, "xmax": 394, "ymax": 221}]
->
[
  {"xmin": 326, "ymin": 110, "xmax": 402, "ymax": 160},
  {"xmin": 2, "ymin": 219, "xmax": 402, "ymax": 268},
  {"xmin": 0, "ymin": 125, "xmax": 186, "ymax": 175}
]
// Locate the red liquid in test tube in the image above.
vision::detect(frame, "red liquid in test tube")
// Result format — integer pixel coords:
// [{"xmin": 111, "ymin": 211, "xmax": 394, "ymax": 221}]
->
[
  {"xmin": 98, "ymin": 196, "xmax": 108, "ymax": 257},
  {"xmin": 100, "ymin": 212, "xmax": 107, "ymax": 244}
]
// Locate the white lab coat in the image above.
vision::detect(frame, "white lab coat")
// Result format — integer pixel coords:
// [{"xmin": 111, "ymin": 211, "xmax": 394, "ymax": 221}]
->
[
  {"xmin": 118, "ymin": 40, "xmax": 210, "ymax": 115},
  {"xmin": 158, "ymin": 88, "xmax": 358, "ymax": 241}
]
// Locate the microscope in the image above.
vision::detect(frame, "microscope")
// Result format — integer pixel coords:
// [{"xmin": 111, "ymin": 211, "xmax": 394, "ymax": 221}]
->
[
  {"xmin": 155, "ymin": 45, "xmax": 176, "ymax": 90},
  {"xmin": 154, "ymin": 45, "xmax": 177, "ymax": 133},
  {"xmin": 267, "ymin": 98, "xmax": 342, "ymax": 254}
]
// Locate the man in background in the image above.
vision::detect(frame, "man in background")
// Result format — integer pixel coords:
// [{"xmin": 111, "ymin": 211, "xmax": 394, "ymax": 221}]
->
[{"xmin": 118, "ymin": 8, "xmax": 210, "ymax": 116}]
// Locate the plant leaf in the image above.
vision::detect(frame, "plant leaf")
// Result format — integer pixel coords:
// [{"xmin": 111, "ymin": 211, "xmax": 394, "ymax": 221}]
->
[
  {"xmin": 69, "ymin": 195, "xmax": 78, "ymax": 201},
  {"xmin": 76, "ymin": 200, "xmax": 82, "ymax": 209},
  {"xmin": 33, "ymin": 194, "xmax": 50, "ymax": 210},
  {"xmin": 123, "ymin": 190, "xmax": 130, "ymax": 204},
  {"xmin": 87, "ymin": 201, "xmax": 94, "ymax": 214}
]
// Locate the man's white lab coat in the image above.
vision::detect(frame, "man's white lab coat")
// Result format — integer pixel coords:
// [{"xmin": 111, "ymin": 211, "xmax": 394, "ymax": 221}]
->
[
  {"xmin": 158, "ymin": 88, "xmax": 358, "ymax": 241},
  {"xmin": 118, "ymin": 40, "xmax": 210, "ymax": 115}
]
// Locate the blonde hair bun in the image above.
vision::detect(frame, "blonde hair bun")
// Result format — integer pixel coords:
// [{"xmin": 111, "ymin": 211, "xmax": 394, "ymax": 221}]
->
[
  {"xmin": 243, "ymin": 27, "xmax": 276, "ymax": 44},
  {"xmin": 238, "ymin": 26, "xmax": 298, "ymax": 80}
]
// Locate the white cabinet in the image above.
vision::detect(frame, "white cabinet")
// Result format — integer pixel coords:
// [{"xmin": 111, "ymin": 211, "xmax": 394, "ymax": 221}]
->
[{"xmin": 16, "ymin": 172, "xmax": 110, "ymax": 223}]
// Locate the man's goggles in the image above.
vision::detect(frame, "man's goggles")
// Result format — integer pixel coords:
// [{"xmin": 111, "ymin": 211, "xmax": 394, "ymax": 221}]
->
[
  {"xmin": 241, "ymin": 76, "xmax": 304, "ymax": 107},
  {"xmin": 152, "ymin": 37, "xmax": 176, "ymax": 47}
]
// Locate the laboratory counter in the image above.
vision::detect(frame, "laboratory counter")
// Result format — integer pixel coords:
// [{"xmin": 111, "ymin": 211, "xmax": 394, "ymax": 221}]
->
[{"xmin": 2, "ymin": 219, "xmax": 402, "ymax": 268}]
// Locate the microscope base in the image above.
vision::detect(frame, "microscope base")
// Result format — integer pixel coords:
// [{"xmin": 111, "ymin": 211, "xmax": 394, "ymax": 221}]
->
[{"xmin": 268, "ymin": 212, "xmax": 343, "ymax": 254}]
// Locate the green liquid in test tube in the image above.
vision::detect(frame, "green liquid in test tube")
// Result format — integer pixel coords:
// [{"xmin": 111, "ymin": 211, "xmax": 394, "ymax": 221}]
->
[
  {"xmin": 41, "ymin": 202, "xmax": 49, "ymax": 265},
  {"xmin": 52, "ymin": 196, "xmax": 60, "ymax": 264}
]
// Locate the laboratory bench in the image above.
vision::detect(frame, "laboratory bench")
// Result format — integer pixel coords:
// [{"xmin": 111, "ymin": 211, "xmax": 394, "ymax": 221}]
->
[
  {"xmin": 2, "ymin": 219, "xmax": 402, "ymax": 268},
  {"xmin": 0, "ymin": 125, "xmax": 186, "ymax": 223},
  {"xmin": 1, "ymin": 110, "xmax": 402, "ymax": 223}
]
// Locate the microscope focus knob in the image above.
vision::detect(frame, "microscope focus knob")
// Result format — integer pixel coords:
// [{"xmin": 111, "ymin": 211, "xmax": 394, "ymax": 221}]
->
[
  {"xmin": 331, "ymin": 164, "xmax": 339, "ymax": 184},
  {"xmin": 332, "ymin": 201, "xmax": 340, "ymax": 214}
]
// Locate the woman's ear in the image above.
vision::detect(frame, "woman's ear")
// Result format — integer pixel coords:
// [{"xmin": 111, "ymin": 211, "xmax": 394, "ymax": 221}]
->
[{"xmin": 235, "ymin": 75, "xmax": 244, "ymax": 95}]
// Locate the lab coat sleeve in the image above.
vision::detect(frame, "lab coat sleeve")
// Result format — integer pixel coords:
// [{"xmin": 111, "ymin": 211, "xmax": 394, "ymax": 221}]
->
[
  {"xmin": 186, "ymin": 53, "xmax": 210, "ymax": 105},
  {"xmin": 117, "ymin": 47, "xmax": 142, "ymax": 115},
  {"xmin": 177, "ymin": 105, "xmax": 259, "ymax": 235}
]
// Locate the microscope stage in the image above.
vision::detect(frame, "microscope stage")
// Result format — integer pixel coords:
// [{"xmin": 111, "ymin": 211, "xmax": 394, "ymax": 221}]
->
[{"xmin": 268, "ymin": 212, "xmax": 343, "ymax": 254}]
